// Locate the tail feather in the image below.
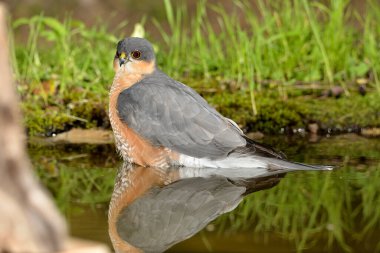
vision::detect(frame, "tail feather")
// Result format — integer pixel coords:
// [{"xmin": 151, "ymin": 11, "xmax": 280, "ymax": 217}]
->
[
  {"xmin": 264, "ymin": 158, "xmax": 334, "ymax": 173},
  {"xmin": 239, "ymin": 135, "xmax": 334, "ymax": 175},
  {"xmin": 179, "ymin": 133, "xmax": 334, "ymax": 178},
  {"xmin": 179, "ymin": 153, "xmax": 334, "ymax": 179}
]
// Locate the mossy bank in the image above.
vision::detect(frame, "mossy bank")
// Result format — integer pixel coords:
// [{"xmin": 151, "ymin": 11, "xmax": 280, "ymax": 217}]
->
[{"xmin": 21, "ymin": 80, "xmax": 380, "ymax": 136}]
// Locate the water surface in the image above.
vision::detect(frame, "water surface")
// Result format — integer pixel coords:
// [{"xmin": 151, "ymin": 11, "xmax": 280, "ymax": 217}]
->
[{"xmin": 29, "ymin": 134, "xmax": 380, "ymax": 252}]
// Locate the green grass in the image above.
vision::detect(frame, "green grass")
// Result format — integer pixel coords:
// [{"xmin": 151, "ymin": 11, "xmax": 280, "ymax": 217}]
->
[
  {"xmin": 11, "ymin": 0, "xmax": 380, "ymax": 135},
  {"xmin": 155, "ymin": 0, "xmax": 380, "ymax": 86}
]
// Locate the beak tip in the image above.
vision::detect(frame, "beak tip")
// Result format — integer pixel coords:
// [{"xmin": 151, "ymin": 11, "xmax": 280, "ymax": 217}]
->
[{"xmin": 119, "ymin": 58, "xmax": 126, "ymax": 67}]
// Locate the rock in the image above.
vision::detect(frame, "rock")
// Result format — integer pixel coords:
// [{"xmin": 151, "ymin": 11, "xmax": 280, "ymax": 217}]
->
[
  {"xmin": 246, "ymin": 131, "xmax": 264, "ymax": 140},
  {"xmin": 329, "ymin": 86, "xmax": 344, "ymax": 98},
  {"xmin": 358, "ymin": 84, "xmax": 366, "ymax": 96},
  {"xmin": 50, "ymin": 128, "xmax": 114, "ymax": 144},
  {"xmin": 361, "ymin": 128, "xmax": 380, "ymax": 137},
  {"xmin": 308, "ymin": 123, "xmax": 319, "ymax": 134},
  {"xmin": 356, "ymin": 78, "xmax": 369, "ymax": 85}
]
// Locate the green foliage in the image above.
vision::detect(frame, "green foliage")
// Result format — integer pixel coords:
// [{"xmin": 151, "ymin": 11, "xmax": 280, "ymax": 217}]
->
[
  {"xmin": 154, "ymin": 0, "xmax": 380, "ymax": 87},
  {"xmin": 13, "ymin": 15, "xmax": 117, "ymax": 92},
  {"xmin": 11, "ymin": 15, "xmax": 118, "ymax": 134},
  {"xmin": 11, "ymin": 0, "xmax": 380, "ymax": 135}
]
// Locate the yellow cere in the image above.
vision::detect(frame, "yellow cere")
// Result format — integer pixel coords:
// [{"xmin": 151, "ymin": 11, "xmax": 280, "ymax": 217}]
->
[{"xmin": 120, "ymin": 52, "xmax": 126, "ymax": 59}]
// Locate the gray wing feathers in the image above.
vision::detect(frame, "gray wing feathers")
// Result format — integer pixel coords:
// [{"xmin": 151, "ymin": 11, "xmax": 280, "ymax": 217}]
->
[{"xmin": 117, "ymin": 70, "xmax": 245, "ymax": 159}]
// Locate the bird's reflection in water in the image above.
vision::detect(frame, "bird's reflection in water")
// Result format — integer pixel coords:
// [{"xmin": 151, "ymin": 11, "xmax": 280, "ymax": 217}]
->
[{"xmin": 108, "ymin": 163, "xmax": 284, "ymax": 253}]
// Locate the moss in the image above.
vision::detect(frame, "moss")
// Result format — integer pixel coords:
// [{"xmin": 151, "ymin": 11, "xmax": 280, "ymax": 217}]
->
[
  {"xmin": 21, "ymin": 86, "xmax": 109, "ymax": 136},
  {"xmin": 306, "ymin": 93, "xmax": 380, "ymax": 129},
  {"xmin": 202, "ymin": 88, "xmax": 380, "ymax": 135}
]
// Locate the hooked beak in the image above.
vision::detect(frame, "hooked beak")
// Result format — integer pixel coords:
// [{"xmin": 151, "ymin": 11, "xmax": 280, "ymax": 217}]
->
[
  {"xmin": 119, "ymin": 57, "xmax": 126, "ymax": 67},
  {"xmin": 119, "ymin": 52, "xmax": 128, "ymax": 67}
]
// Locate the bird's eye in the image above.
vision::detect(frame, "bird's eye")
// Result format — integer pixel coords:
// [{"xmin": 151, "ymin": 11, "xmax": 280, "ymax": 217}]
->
[{"xmin": 131, "ymin": 50, "xmax": 141, "ymax": 60}]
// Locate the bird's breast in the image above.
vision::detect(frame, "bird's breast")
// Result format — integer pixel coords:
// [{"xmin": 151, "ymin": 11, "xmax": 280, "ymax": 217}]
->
[
  {"xmin": 109, "ymin": 71, "xmax": 178, "ymax": 167},
  {"xmin": 109, "ymin": 71, "xmax": 142, "ymax": 163}
]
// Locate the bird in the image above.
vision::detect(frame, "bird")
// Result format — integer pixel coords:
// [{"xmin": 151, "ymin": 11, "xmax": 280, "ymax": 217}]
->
[
  {"xmin": 108, "ymin": 37, "xmax": 333, "ymax": 252},
  {"xmin": 109, "ymin": 37, "xmax": 333, "ymax": 177}
]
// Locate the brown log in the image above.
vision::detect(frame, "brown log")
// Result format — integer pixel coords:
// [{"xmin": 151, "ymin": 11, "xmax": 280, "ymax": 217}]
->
[{"xmin": 0, "ymin": 4, "xmax": 67, "ymax": 253}]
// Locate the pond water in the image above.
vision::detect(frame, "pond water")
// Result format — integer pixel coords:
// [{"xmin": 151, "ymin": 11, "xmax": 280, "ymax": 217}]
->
[{"xmin": 28, "ymin": 134, "xmax": 380, "ymax": 252}]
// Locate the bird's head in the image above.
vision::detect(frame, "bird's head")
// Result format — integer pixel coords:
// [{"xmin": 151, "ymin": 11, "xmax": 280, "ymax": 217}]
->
[{"xmin": 113, "ymin": 37, "xmax": 156, "ymax": 75}]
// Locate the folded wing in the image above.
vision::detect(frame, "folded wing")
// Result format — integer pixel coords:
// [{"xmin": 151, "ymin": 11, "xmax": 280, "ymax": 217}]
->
[{"xmin": 117, "ymin": 70, "xmax": 246, "ymax": 159}]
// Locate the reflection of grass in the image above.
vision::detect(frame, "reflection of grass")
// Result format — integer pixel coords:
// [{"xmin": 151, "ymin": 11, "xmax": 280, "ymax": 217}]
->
[
  {"xmin": 11, "ymin": 0, "xmax": 380, "ymax": 135},
  {"xmin": 29, "ymin": 143, "xmax": 118, "ymax": 211},
  {"xmin": 212, "ymin": 165, "xmax": 380, "ymax": 252},
  {"xmin": 37, "ymin": 164, "xmax": 116, "ymax": 210},
  {"xmin": 211, "ymin": 136, "xmax": 380, "ymax": 252}
]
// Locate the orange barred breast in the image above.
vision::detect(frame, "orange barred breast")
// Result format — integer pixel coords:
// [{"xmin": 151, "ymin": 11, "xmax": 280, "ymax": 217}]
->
[{"xmin": 109, "ymin": 64, "xmax": 179, "ymax": 167}]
